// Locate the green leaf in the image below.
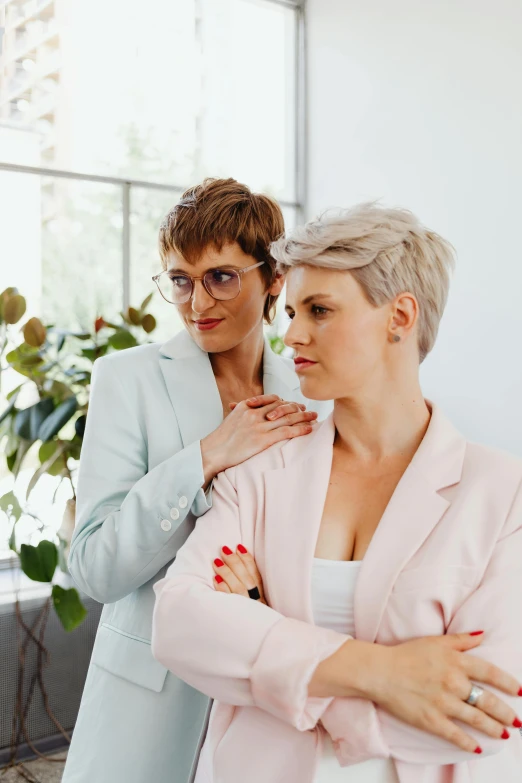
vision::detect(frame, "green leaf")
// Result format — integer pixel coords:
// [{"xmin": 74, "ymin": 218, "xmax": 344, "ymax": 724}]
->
[
  {"xmin": 57, "ymin": 537, "xmax": 69, "ymax": 573},
  {"xmin": 0, "ymin": 490, "xmax": 23, "ymax": 521},
  {"xmin": 38, "ymin": 396, "xmax": 78, "ymax": 442},
  {"xmin": 81, "ymin": 348, "xmax": 97, "ymax": 361},
  {"xmin": 11, "ymin": 439, "xmax": 32, "ymax": 478},
  {"xmin": 52, "ymin": 585, "xmax": 87, "ymax": 631},
  {"xmin": 38, "ymin": 441, "xmax": 64, "ymax": 476},
  {"xmin": 19, "ymin": 540, "xmax": 58, "ymax": 582},
  {"xmin": 0, "ymin": 390, "xmax": 20, "ymax": 425},
  {"xmin": 56, "ymin": 333, "xmax": 66, "ymax": 353},
  {"xmin": 141, "ymin": 313, "xmax": 156, "ymax": 334},
  {"xmin": 6, "ymin": 383, "xmax": 24, "ymax": 401},
  {"xmin": 108, "ymin": 330, "xmax": 138, "ymax": 350},
  {"xmin": 43, "ymin": 380, "xmax": 74, "ymax": 404},
  {"xmin": 74, "ymin": 415, "xmax": 86, "ymax": 439},
  {"xmin": 14, "ymin": 398, "xmax": 55, "ymax": 440},
  {"xmin": 6, "ymin": 450, "xmax": 17, "ymax": 472},
  {"xmin": 27, "ymin": 442, "xmax": 67, "ymax": 498},
  {"xmin": 140, "ymin": 292, "xmax": 154, "ymax": 312},
  {"xmin": 8, "ymin": 524, "xmax": 17, "ymax": 552},
  {"xmin": 3, "ymin": 294, "xmax": 27, "ymax": 324}
]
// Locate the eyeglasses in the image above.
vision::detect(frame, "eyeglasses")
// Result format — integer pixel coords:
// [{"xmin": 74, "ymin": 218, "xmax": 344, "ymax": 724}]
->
[{"xmin": 152, "ymin": 261, "xmax": 265, "ymax": 305}]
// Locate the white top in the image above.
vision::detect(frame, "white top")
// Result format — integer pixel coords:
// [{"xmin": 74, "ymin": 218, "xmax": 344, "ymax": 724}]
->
[{"xmin": 311, "ymin": 558, "xmax": 399, "ymax": 783}]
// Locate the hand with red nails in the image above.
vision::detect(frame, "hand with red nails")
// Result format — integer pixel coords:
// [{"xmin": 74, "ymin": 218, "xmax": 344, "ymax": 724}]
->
[
  {"xmin": 200, "ymin": 394, "xmax": 317, "ymax": 488},
  {"xmin": 212, "ymin": 544, "xmax": 267, "ymax": 605},
  {"xmin": 311, "ymin": 629, "xmax": 522, "ymax": 755}
]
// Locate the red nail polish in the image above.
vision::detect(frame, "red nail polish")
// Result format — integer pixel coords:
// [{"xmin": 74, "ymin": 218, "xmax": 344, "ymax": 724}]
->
[
  {"xmin": 501, "ymin": 729, "xmax": 510, "ymax": 739},
  {"xmin": 215, "ymin": 575, "xmax": 224, "ymax": 584},
  {"xmin": 214, "ymin": 559, "xmax": 224, "ymax": 568},
  {"xmin": 473, "ymin": 747, "xmax": 482, "ymax": 754},
  {"xmin": 237, "ymin": 545, "xmax": 248, "ymax": 554},
  {"xmin": 518, "ymin": 688, "xmax": 522, "ymax": 697},
  {"xmin": 222, "ymin": 546, "xmax": 233, "ymax": 555},
  {"xmin": 513, "ymin": 718, "xmax": 522, "ymax": 728},
  {"xmin": 469, "ymin": 630, "xmax": 484, "ymax": 636}
]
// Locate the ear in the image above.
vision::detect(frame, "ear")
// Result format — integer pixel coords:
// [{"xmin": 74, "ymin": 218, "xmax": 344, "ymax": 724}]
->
[
  {"xmin": 389, "ymin": 291, "xmax": 418, "ymax": 334},
  {"xmin": 268, "ymin": 272, "xmax": 285, "ymax": 297}
]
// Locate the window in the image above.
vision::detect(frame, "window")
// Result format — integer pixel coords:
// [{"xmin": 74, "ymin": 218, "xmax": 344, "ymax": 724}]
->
[{"xmin": 0, "ymin": 0, "xmax": 304, "ymax": 554}]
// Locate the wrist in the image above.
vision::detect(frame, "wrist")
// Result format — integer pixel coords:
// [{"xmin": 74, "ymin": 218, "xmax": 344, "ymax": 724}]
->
[
  {"xmin": 309, "ymin": 640, "xmax": 389, "ymax": 700},
  {"xmin": 201, "ymin": 437, "xmax": 224, "ymax": 488}
]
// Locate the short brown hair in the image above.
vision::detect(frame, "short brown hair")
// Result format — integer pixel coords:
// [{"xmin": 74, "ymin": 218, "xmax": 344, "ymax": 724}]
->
[{"xmin": 158, "ymin": 178, "xmax": 284, "ymax": 323}]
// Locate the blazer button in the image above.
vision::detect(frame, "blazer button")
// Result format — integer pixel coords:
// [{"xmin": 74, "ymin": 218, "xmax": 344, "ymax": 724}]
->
[
  {"xmin": 179, "ymin": 496, "xmax": 188, "ymax": 509},
  {"xmin": 170, "ymin": 507, "xmax": 180, "ymax": 521},
  {"xmin": 160, "ymin": 519, "xmax": 172, "ymax": 532}
]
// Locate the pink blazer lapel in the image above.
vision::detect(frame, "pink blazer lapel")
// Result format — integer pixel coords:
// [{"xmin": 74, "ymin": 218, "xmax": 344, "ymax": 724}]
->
[
  {"xmin": 262, "ymin": 404, "xmax": 467, "ymax": 644},
  {"xmin": 262, "ymin": 416, "xmax": 336, "ymax": 623},
  {"xmin": 356, "ymin": 404, "xmax": 467, "ymax": 641}
]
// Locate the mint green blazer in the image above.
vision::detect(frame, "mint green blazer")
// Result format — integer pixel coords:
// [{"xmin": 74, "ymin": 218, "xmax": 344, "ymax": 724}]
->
[{"xmin": 63, "ymin": 330, "xmax": 331, "ymax": 783}]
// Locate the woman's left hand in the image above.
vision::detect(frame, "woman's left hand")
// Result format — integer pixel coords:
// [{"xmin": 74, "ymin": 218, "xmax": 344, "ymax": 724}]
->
[{"xmin": 212, "ymin": 545, "xmax": 267, "ymax": 605}]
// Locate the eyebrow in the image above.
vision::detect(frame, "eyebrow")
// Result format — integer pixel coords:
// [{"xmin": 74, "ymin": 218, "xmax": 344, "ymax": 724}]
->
[
  {"xmin": 285, "ymin": 293, "xmax": 335, "ymax": 310},
  {"xmin": 166, "ymin": 264, "xmax": 243, "ymax": 275}
]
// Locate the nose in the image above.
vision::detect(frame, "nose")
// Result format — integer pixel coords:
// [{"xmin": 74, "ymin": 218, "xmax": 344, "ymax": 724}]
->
[
  {"xmin": 191, "ymin": 279, "xmax": 216, "ymax": 314},
  {"xmin": 284, "ymin": 313, "xmax": 310, "ymax": 350}
]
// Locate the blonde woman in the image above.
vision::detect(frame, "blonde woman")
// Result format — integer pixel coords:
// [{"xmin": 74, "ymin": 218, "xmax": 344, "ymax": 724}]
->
[{"xmin": 152, "ymin": 204, "xmax": 522, "ymax": 783}]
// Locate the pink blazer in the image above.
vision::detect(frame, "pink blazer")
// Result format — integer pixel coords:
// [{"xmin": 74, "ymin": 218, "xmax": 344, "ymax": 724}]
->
[{"xmin": 152, "ymin": 404, "xmax": 522, "ymax": 783}]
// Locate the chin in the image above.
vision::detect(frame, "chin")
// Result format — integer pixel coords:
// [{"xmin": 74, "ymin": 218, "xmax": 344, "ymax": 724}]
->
[
  {"xmin": 188, "ymin": 326, "xmax": 240, "ymax": 354},
  {"xmin": 297, "ymin": 378, "xmax": 332, "ymax": 402}
]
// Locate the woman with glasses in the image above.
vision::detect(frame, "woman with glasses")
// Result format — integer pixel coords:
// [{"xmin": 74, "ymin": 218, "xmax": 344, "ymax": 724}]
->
[
  {"xmin": 62, "ymin": 178, "xmax": 330, "ymax": 783},
  {"xmin": 152, "ymin": 204, "xmax": 522, "ymax": 783}
]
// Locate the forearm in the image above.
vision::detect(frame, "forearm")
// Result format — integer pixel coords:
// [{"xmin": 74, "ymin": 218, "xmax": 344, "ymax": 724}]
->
[
  {"xmin": 69, "ymin": 440, "xmax": 210, "ymax": 603},
  {"xmin": 309, "ymin": 638, "xmax": 385, "ymax": 699}
]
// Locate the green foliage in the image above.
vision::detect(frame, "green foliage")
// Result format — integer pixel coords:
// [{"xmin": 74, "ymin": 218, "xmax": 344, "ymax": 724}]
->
[
  {"xmin": 268, "ymin": 335, "xmax": 286, "ymax": 355},
  {"xmin": 0, "ymin": 286, "xmax": 158, "ymax": 630},
  {"xmin": 52, "ymin": 585, "xmax": 88, "ymax": 632},
  {"xmin": 19, "ymin": 540, "xmax": 58, "ymax": 582}
]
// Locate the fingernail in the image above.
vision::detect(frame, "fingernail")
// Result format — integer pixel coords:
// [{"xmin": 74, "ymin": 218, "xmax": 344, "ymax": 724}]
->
[
  {"xmin": 267, "ymin": 412, "xmax": 276, "ymax": 420},
  {"xmin": 222, "ymin": 546, "xmax": 233, "ymax": 556},
  {"xmin": 518, "ymin": 688, "xmax": 522, "ymax": 697},
  {"xmin": 215, "ymin": 575, "xmax": 224, "ymax": 584},
  {"xmin": 501, "ymin": 729, "xmax": 510, "ymax": 739},
  {"xmin": 469, "ymin": 630, "xmax": 484, "ymax": 636},
  {"xmin": 237, "ymin": 545, "xmax": 247, "ymax": 554},
  {"xmin": 513, "ymin": 718, "xmax": 522, "ymax": 728},
  {"xmin": 248, "ymin": 397, "xmax": 257, "ymax": 403},
  {"xmin": 214, "ymin": 559, "xmax": 224, "ymax": 567},
  {"xmin": 473, "ymin": 747, "xmax": 482, "ymax": 754}
]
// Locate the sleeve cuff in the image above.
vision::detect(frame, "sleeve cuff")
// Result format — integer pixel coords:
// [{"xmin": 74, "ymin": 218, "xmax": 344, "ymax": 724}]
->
[
  {"xmin": 250, "ymin": 617, "xmax": 348, "ymax": 731},
  {"xmin": 192, "ymin": 481, "xmax": 214, "ymax": 517}
]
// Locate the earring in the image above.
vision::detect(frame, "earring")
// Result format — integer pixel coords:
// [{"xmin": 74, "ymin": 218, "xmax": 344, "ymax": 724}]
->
[{"xmin": 391, "ymin": 334, "xmax": 401, "ymax": 343}]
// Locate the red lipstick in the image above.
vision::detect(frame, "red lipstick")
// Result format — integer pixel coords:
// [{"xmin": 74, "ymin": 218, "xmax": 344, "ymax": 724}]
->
[
  {"xmin": 193, "ymin": 319, "xmax": 223, "ymax": 331},
  {"xmin": 294, "ymin": 356, "xmax": 318, "ymax": 371}
]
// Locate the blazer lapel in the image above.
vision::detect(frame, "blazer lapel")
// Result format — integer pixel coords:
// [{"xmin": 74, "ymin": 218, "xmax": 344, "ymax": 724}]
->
[
  {"xmin": 158, "ymin": 332, "xmax": 301, "ymax": 448},
  {"xmin": 159, "ymin": 331, "xmax": 223, "ymax": 447},
  {"xmin": 262, "ymin": 404, "xmax": 467, "ymax": 644},
  {"xmin": 354, "ymin": 404, "xmax": 467, "ymax": 642},
  {"xmin": 262, "ymin": 416, "xmax": 336, "ymax": 622}
]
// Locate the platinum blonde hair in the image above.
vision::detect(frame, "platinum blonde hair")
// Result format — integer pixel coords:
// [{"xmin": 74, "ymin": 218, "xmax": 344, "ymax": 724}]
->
[{"xmin": 271, "ymin": 203, "xmax": 456, "ymax": 362}]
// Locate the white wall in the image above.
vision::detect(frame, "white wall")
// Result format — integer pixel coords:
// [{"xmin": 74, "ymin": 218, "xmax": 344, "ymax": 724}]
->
[{"xmin": 306, "ymin": 0, "xmax": 522, "ymax": 455}]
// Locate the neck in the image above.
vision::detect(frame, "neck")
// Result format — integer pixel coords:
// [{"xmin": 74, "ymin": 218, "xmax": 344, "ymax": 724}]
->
[
  {"xmin": 333, "ymin": 365, "xmax": 430, "ymax": 462},
  {"xmin": 209, "ymin": 326, "xmax": 265, "ymax": 387}
]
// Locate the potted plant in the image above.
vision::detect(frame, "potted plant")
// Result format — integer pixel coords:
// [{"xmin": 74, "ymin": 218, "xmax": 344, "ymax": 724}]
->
[{"xmin": 0, "ymin": 286, "xmax": 157, "ymax": 773}]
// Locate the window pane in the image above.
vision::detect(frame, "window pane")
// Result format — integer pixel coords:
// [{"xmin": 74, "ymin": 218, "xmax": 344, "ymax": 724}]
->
[
  {"xmin": 130, "ymin": 185, "xmax": 184, "ymax": 344},
  {"xmin": 0, "ymin": 0, "xmax": 297, "ymax": 202},
  {"xmin": 40, "ymin": 178, "xmax": 123, "ymax": 329}
]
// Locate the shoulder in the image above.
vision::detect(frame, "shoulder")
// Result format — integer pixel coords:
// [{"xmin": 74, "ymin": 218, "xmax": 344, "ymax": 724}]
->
[
  {"xmin": 92, "ymin": 342, "xmax": 163, "ymax": 385},
  {"xmin": 227, "ymin": 416, "xmax": 331, "ymax": 486},
  {"xmin": 462, "ymin": 440, "xmax": 522, "ymax": 508},
  {"xmin": 464, "ymin": 440, "xmax": 522, "ymax": 483}
]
